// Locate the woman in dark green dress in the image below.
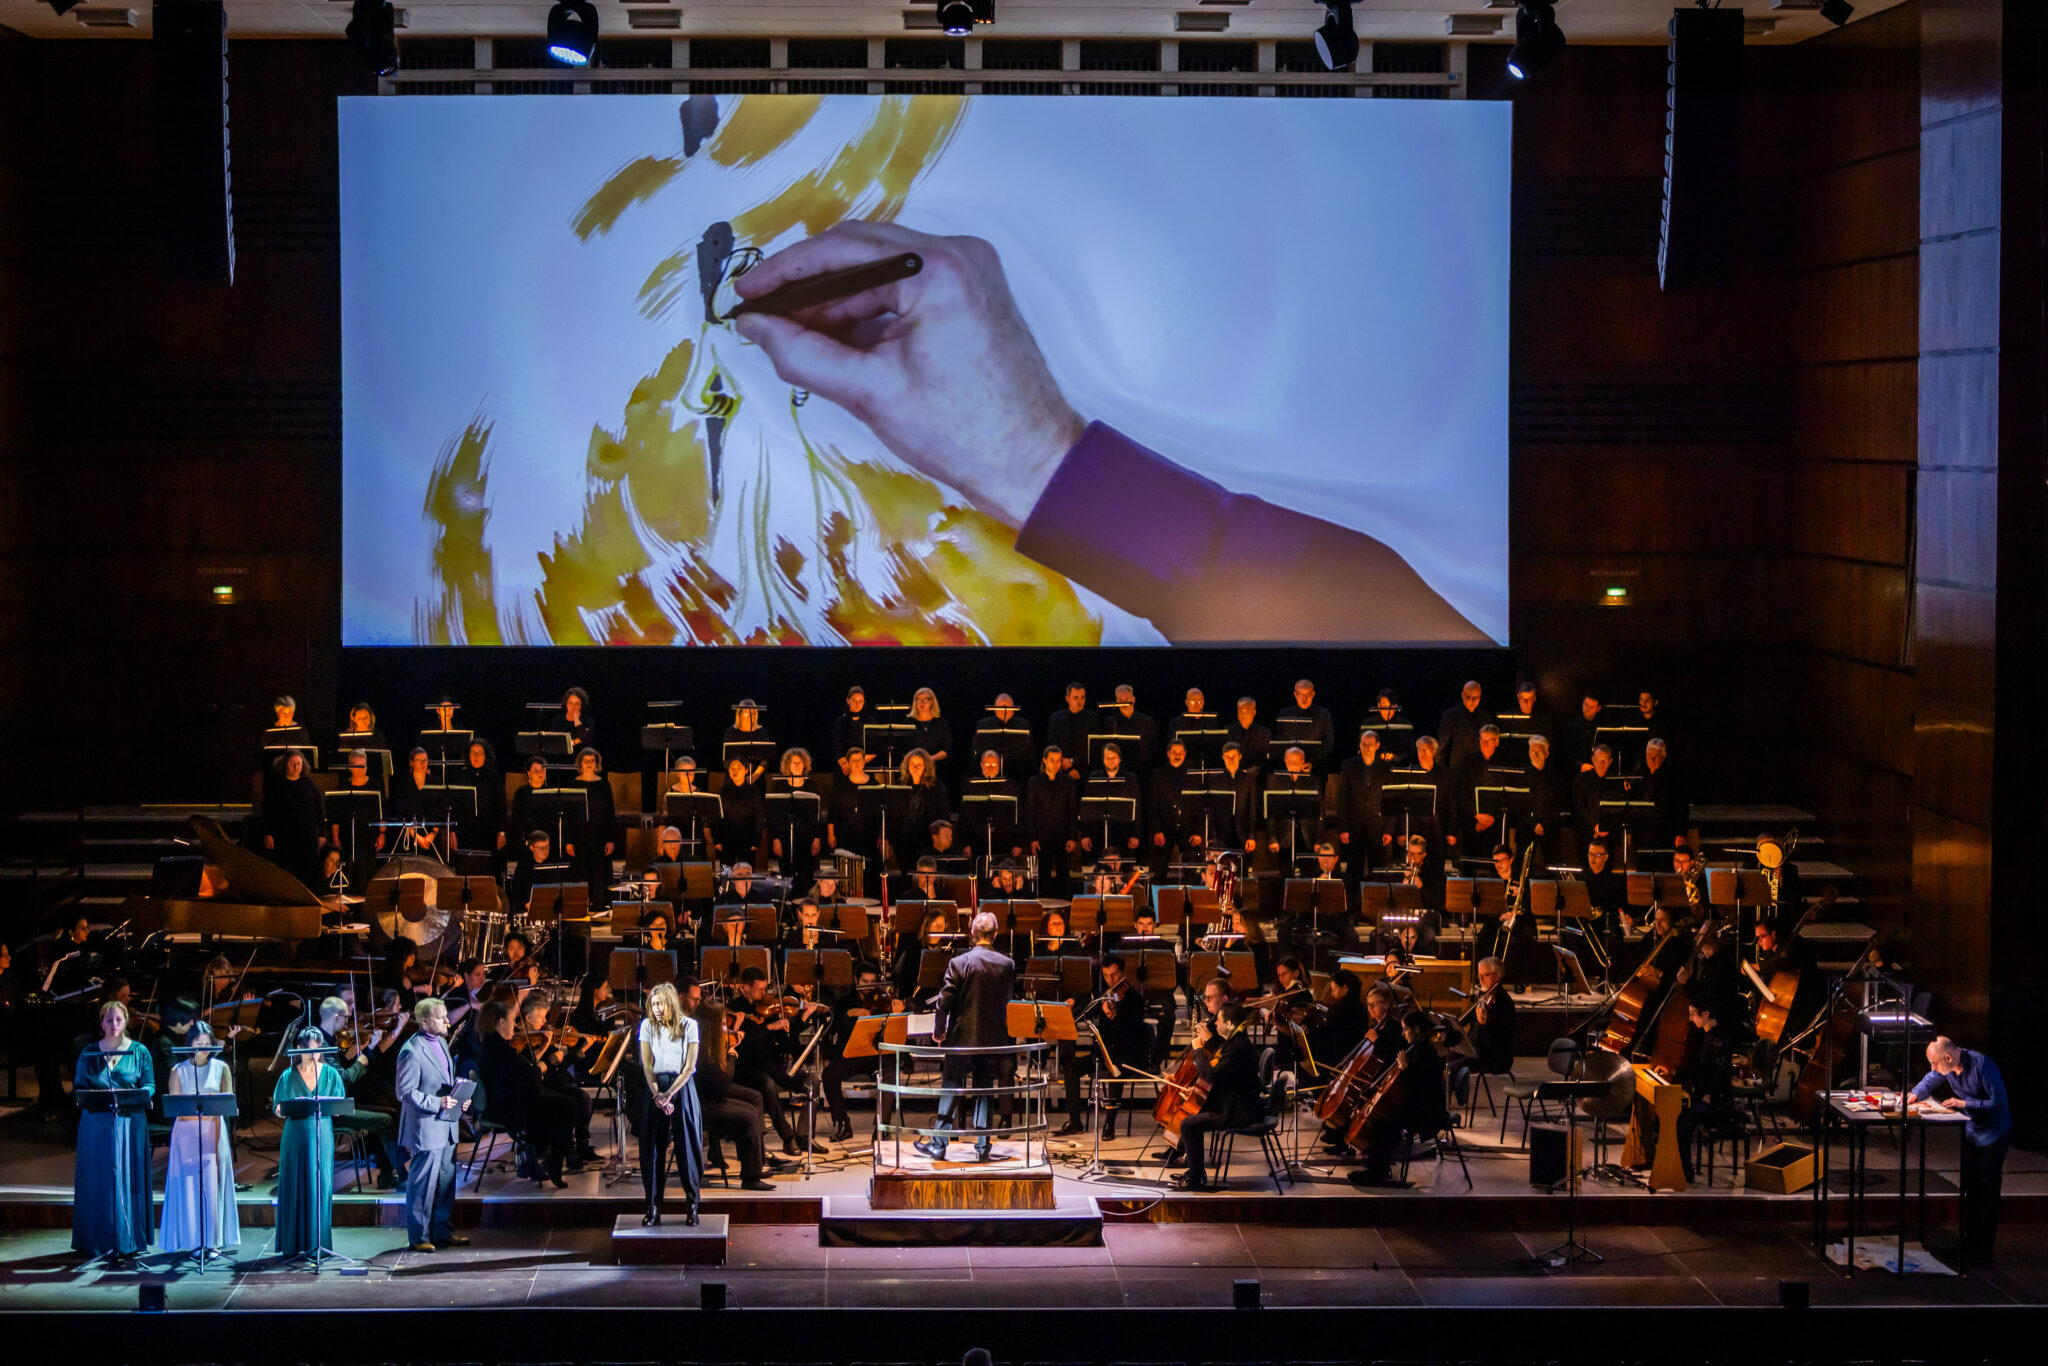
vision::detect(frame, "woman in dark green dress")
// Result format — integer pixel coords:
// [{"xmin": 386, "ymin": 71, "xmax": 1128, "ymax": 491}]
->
[
  {"xmin": 271, "ymin": 1028, "xmax": 344, "ymax": 1261},
  {"xmin": 73, "ymin": 1000, "xmax": 155, "ymax": 1262}
]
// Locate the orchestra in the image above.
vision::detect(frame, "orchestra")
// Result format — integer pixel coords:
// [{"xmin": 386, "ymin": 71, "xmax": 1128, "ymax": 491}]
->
[{"xmin": 29, "ymin": 671, "xmax": 2002, "ymax": 1271}]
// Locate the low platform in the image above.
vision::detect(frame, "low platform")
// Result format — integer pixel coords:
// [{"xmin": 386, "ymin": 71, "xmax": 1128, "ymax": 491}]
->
[
  {"xmin": 611, "ymin": 1211, "xmax": 728, "ymax": 1265},
  {"xmin": 820, "ymin": 1193, "xmax": 1104, "ymax": 1248},
  {"xmin": 870, "ymin": 1138, "xmax": 1055, "ymax": 1210}
]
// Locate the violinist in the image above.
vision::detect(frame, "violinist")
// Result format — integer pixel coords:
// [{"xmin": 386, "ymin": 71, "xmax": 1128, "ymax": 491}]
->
[
  {"xmin": 1169, "ymin": 1001, "xmax": 1260, "ymax": 1192},
  {"xmin": 477, "ymin": 1000, "xmax": 572, "ymax": 1186},
  {"xmin": 731, "ymin": 967, "xmax": 829, "ymax": 1156},
  {"xmin": 501, "ymin": 931, "xmax": 544, "ymax": 991},
  {"xmin": 1449, "ymin": 956, "xmax": 1514, "ymax": 1107},
  {"xmin": 570, "ymin": 973, "xmax": 627, "ymax": 1073},
  {"xmin": 1347, "ymin": 1009, "xmax": 1448, "ymax": 1188},
  {"xmin": 1090, "ymin": 954, "xmax": 1151, "ymax": 1141},
  {"xmin": 516, "ymin": 993, "xmax": 600, "ymax": 1167},
  {"xmin": 821, "ymin": 963, "xmax": 898, "ymax": 1142},
  {"xmin": 1307, "ymin": 968, "xmax": 1369, "ymax": 1067},
  {"xmin": 314, "ymin": 995, "xmax": 401, "ymax": 1189}
]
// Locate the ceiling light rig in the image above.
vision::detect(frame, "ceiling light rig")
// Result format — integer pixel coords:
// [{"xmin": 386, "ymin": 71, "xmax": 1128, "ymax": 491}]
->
[
  {"xmin": 547, "ymin": 0, "xmax": 600, "ymax": 65},
  {"xmin": 345, "ymin": 0, "xmax": 399, "ymax": 75},
  {"xmin": 1506, "ymin": 1, "xmax": 1566, "ymax": 80},
  {"xmin": 936, "ymin": 0, "xmax": 993, "ymax": 38},
  {"xmin": 1312, "ymin": 0, "xmax": 1358, "ymax": 71}
]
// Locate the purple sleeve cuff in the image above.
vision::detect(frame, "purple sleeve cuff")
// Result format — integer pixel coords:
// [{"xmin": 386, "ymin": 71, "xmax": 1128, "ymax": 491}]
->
[
  {"xmin": 1015, "ymin": 421, "xmax": 1231, "ymax": 624},
  {"xmin": 1014, "ymin": 422, "xmax": 1487, "ymax": 645}
]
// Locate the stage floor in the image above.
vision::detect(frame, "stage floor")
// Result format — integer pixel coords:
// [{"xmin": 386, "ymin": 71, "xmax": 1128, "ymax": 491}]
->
[
  {"xmin": 4, "ymin": 1060, "xmax": 2046, "ymax": 1311},
  {"xmin": 2, "ymin": 1219, "xmax": 2046, "ymax": 1311}
]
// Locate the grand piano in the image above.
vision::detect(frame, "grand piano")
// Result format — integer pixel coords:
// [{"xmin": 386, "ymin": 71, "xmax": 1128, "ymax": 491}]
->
[{"xmin": 125, "ymin": 816, "xmax": 331, "ymax": 948}]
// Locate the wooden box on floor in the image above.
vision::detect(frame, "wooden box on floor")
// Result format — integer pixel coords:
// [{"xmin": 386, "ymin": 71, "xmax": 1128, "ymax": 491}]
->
[{"xmin": 1745, "ymin": 1140, "xmax": 1817, "ymax": 1195}]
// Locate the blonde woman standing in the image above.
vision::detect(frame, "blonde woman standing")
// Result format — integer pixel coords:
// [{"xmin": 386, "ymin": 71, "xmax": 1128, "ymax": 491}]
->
[{"xmin": 637, "ymin": 979, "xmax": 703, "ymax": 1226}]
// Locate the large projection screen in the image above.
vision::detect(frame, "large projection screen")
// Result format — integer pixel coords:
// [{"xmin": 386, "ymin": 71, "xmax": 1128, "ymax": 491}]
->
[{"xmin": 340, "ymin": 94, "xmax": 1509, "ymax": 648}]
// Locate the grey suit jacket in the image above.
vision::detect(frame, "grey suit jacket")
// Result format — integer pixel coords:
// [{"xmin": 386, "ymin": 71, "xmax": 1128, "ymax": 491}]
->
[
  {"xmin": 934, "ymin": 943, "xmax": 1016, "ymax": 1048},
  {"xmin": 396, "ymin": 1034, "xmax": 462, "ymax": 1151}
]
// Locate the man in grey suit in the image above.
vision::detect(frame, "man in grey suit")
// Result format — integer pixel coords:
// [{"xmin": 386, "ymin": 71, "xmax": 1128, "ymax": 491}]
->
[
  {"xmin": 396, "ymin": 997, "xmax": 471, "ymax": 1252},
  {"xmin": 916, "ymin": 911, "xmax": 1016, "ymax": 1163}
]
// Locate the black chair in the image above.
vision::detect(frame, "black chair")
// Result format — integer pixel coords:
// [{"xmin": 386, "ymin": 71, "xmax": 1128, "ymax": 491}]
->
[
  {"xmin": 1691, "ymin": 1109, "xmax": 1752, "ymax": 1186},
  {"xmin": 1501, "ymin": 1037, "xmax": 1581, "ymax": 1145},
  {"xmin": 1208, "ymin": 1073, "xmax": 1293, "ymax": 1194}
]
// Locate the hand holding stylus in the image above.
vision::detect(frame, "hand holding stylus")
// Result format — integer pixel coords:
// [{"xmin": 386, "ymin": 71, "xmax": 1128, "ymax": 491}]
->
[{"xmin": 732, "ymin": 221, "xmax": 1085, "ymax": 529}]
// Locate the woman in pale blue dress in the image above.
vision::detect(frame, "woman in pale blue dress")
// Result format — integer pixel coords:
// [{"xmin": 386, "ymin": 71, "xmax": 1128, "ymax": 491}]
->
[{"xmin": 161, "ymin": 1023, "xmax": 241, "ymax": 1257}]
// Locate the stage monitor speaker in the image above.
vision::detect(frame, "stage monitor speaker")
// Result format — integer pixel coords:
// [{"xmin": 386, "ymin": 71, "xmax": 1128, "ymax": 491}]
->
[
  {"xmin": 154, "ymin": 0, "xmax": 236, "ymax": 286},
  {"xmin": 1528, "ymin": 1121, "xmax": 1581, "ymax": 1187},
  {"xmin": 1658, "ymin": 5, "xmax": 1743, "ymax": 291}
]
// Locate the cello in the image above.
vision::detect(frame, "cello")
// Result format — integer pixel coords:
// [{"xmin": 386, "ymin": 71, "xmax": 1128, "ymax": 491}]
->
[
  {"xmin": 1314, "ymin": 1021, "xmax": 1392, "ymax": 1129},
  {"xmin": 1598, "ymin": 923, "xmax": 1678, "ymax": 1056},
  {"xmin": 1342, "ymin": 1051, "xmax": 1411, "ymax": 1149}
]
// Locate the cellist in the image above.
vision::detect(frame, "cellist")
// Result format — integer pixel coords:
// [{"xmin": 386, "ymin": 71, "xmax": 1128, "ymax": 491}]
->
[
  {"xmin": 1158, "ymin": 976, "xmax": 1233, "ymax": 1171},
  {"xmin": 1168, "ymin": 1002, "xmax": 1261, "ymax": 1193}
]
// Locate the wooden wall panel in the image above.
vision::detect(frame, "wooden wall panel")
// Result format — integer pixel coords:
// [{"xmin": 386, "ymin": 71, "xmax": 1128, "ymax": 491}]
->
[
  {"xmin": 1792, "ymin": 360, "xmax": 1919, "ymax": 463},
  {"xmin": 1788, "ymin": 463, "xmax": 1912, "ymax": 564}
]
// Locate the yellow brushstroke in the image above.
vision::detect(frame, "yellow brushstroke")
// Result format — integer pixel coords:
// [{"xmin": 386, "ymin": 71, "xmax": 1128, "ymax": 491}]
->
[
  {"xmin": 533, "ymin": 484, "xmax": 655, "ymax": 647},
  {"xmin": 706, "ymin": 94, "xmax": 826, "ymax": 169},
  {"xmin": 418, "ymin": 418, "xmax": 504, "ymax": 646},
  {"xmin": 733, "ymin": 97, "xmax": 965, "ymax": 247},
  {"xmin": 573, "ymin": 155, "xmax": 685, "ymax": 241},
  {"xmin": 637, "ymin": 252, "xmax": 691, "ymax": 322},
  {"xmin": 585, "ymin": 338, "xmax": 715, "ymax": 545}
]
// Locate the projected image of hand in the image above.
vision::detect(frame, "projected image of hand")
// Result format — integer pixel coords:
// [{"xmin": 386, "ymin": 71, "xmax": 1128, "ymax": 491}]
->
[{"xmin": 732, "ymin": 222, "xmax": 1086, "ymax": 530}]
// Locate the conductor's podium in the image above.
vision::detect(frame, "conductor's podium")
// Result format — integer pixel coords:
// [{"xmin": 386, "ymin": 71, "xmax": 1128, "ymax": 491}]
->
[{"xmin": 820, "ymin": 1011, "xmax": 1103, "ymax": 1248}]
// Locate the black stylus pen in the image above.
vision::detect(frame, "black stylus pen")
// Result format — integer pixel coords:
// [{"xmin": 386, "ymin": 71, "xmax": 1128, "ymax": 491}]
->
[{"xmin": 722, "ymin": 252, "xmax": 924, "ymax": 321}]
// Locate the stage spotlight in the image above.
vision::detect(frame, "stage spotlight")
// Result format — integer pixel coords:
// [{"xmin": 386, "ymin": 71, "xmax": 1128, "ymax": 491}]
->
[
  {"xmin": 547, "ymin": 0, "xmax": 599, "ymax": 66},
  {"xmin": 1312, "ymin": 0, "xmax": 1358, "ymax": 71},
  {"xmin": 1818, "ymin": 0, "xmax": 1853, "ymax": 25},
  {"xmin": 1507, "ymin": 1, "xmax": 1566, "ymax": 80},
  {"xmin": 937, "ymin": 0, "xmax": 976, "ymax": 35},
  {"xmin": 345, "ymin": 0, "xmax": 399, "ymax": 76}
]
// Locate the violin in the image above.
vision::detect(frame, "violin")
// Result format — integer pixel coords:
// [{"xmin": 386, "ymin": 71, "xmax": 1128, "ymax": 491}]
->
[{"xmin": 513, "ymin": 1024, "xmax": 594, "ymax": 1054}]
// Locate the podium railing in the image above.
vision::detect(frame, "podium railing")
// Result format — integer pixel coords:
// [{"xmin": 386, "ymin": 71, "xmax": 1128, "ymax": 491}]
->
[{"xmin": 874, "ymin": 1039, "xmax": 1053, "ymax": 1173}]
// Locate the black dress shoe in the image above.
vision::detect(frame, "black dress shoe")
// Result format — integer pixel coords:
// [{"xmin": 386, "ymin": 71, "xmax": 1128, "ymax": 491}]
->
[
  {"xmin": 685, "ymin": 1208, "xmax": 700, "ymax": 1227},
  {"xmin": 741, "ymin": 1179, "xmax": 777, "ymax": 1192},
  {"xmin": 549, "ymin": 1173, "xmax": 568, "ymax": 1189},
  {"xmin": 1162, "ymin": 1147, "xmax": 1186, "ymax": 1169},
  {"xmin": 975, "ymin": 1143, "xmax": 994, "ymax": 1162},
  {"xmin": 1169, "ymin": 1172, "xmax": 1209, "ymax": 1191},
  {"xmin": 830, "ymin": 1121, "xmax": 854, "ymax": 1143},
  {"xmin": 1054, "ymin": 1118, "xmax": 1086, "ymax": 1138},
  {"xmin": 914, "ymin": 1137, "xmax": 948, "ymax": 1161},
  {"xmin": 444, "ymin": 1234, "xmax": 471, "ymax": 1246},
  {"xmin": 643, "ymin": 1210, "xmax": 660, "ymax": 1227}
]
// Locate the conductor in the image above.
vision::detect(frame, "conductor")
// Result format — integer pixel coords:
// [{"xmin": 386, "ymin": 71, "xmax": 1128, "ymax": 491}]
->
[{"xmin": 915, "ymin": 910, "xmax": 1016, "ymax": 1164}]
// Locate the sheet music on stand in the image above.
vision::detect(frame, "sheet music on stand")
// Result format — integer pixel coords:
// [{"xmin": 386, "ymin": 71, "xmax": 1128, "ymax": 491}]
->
[
  {"xmin": 516, "ymin": 731, "xmax": 573, "ymax": 758},
  {"xmin": 641, "ymin": 721, "xmax": 696, "ymax": 760},
  {"xmin": 1382, "ymin": 769, "xmax": 1439, "ymax": 837},
  {"xmin": 264, "ymin": 729, "xmax": 322, "ymax": 769}
]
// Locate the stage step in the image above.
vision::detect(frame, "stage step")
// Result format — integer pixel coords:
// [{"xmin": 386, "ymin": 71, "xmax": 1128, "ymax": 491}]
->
[
  {"xmin": 611, "ymin": 1211, "xmax": 728, "ymax": 1265},
  {"xmin": 819, "ymin": 1194, "xmax": 1104, "ymax": 1248},
  {"xmin": 869, "ymin": 1140, "xmax": 1054, "ymax": 1210}
]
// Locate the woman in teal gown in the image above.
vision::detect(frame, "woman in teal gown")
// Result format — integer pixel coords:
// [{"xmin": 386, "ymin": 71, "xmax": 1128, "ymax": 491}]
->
[
  {"xmin": 271, "ymin": 1029, "xmax": 344, "ymax": 1261},
  {"xmin": 73, "ymin": 1000, "xmax": 155, "ymax": 1261}
]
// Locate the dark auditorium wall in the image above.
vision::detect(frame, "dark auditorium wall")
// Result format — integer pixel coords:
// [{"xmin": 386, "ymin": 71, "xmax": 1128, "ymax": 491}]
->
[{"xmin": 0, "ymin": 38, "xmax": 365, "ymax": 809}]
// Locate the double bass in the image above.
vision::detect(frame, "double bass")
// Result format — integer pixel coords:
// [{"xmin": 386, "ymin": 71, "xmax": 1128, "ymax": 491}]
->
[
  {"xmin": 1598, "ymin": 924, "xmax": 1678, "ymax": 1056},
  {"xmin": 1787, "ymin": 947, "xmax": 1881, "ymax": 1124}
]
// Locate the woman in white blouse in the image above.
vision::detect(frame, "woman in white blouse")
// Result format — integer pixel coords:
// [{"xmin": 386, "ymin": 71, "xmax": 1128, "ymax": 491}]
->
[
  {"xmin": 637, "ymin": 980, "xmax": 703, "ymax": 1225},
  {"xmin": 160, "ymin": 1023, "xmax": 240, "ymax": 1259}
]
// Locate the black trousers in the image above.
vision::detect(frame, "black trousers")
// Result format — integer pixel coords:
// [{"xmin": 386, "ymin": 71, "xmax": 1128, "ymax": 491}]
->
[
  {"xmin": 823, "ymin": 1055, "xmax": 881, "ymax": 1126},
  {"xmin": 541, "ymin": 1072, "xmax": 593, "ymax": 1150},
  {"xmin": 733, "ymin": 1061, "xmax": 799, "ymax": 1147},
  {"xmin": 1673, "ymin": 1099, "xmax": 1736, "ymax": 1181},
  {"xmin": 638, "ymin": 1073, "xmax": 703, "ymax": 1213},
  {"xmin": 701, "ymin": 1080, "xmax": 766, "ymax": 1181},
  {"xmin": 1179, "ymin": 1111, "xmax": 1228, "ymax": 1184},
  {"xmin": 1960, "ymin": 1136, "xmax": 2008, "ymax": 1261}
]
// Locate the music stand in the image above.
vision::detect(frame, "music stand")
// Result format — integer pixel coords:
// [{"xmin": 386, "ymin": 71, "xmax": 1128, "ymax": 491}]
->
[
  {"xmin": 1532, "ymin": 1080, "xmax": 1621, "ymax": 1267},
  {"xmin": 606, "ymin": 948, "xmax": 677, "ymax": 994},
  {"xmin": 1007, "ymin": 999, "xmax": 1078, "ymax": 1043},
  {"xmin": 272, "ymin": 1094, "xmax": 364, "ymax": 1271},
  {"xmin": 641, "ymin": 720, "xmax": 696, "ymax": 771},
  {"xmin": 162, "ymin": 1088, "xmax": 240, "ymax": 1268},
  {"xmin": 784, "ymin": 948, "xmax": 855, "ymax": 991}
]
